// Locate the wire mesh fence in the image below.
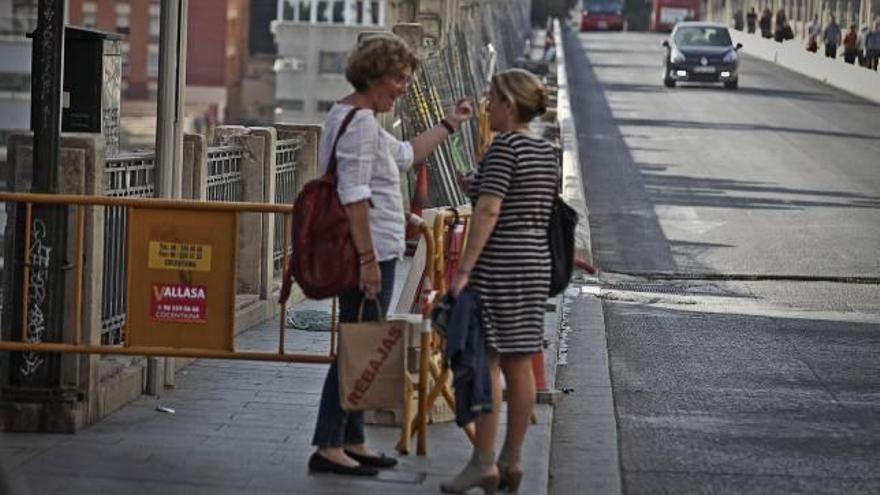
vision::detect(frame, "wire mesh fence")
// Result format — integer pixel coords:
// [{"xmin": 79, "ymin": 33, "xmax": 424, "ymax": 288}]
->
[{"xmin": 393, "ymin": 0, "xmax": 531, "ymax": 208}]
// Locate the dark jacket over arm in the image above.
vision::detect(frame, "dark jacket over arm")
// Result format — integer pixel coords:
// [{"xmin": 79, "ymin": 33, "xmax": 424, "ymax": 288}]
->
[{"xmin": 444, "ymin": 288, "xmax": 493, "ymax": 427}]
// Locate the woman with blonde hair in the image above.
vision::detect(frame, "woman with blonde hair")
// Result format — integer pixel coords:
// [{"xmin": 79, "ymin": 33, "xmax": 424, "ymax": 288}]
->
[
  {"xmin": 293, "ymin": 33, "xmax": 474, "ymax": 477},
  {"xmin": 442, "ymin": 68, "xmax": 558, "ymax": 494}
]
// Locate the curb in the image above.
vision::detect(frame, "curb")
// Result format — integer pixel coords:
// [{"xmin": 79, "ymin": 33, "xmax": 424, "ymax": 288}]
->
[{"xmin": 554, "ymin": 21, "xmax": 594, "ymax": 267}]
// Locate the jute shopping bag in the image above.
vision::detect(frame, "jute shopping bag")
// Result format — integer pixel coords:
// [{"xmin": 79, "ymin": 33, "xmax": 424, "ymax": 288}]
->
[{"xmin": 338, "ymin": 301, "xmax": 408, "ymax": 411}]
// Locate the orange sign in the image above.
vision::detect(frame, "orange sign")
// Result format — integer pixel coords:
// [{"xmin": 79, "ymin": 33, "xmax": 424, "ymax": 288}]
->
[{"xmin": 126, "ymin": 208, "xmax": 237, "ymax": 350}]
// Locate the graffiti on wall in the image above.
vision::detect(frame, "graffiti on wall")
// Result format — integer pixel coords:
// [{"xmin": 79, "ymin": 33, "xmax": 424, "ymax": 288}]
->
[{"xmin": 20, "ymin": 218, "xmax": 51, "ymax": 377}]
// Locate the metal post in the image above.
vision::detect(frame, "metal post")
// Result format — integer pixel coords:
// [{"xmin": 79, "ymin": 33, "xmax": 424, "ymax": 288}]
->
[
  {"xmin": 156, "ymin": 0, "xmax": 188, "ymax": 200},
  {"xmin": 6, "ymin": 0, "xmax": 68, "ymax": 388},
  {"xmin": 155, "ymin": 0, "xmax": 189, "ymax": 389}
]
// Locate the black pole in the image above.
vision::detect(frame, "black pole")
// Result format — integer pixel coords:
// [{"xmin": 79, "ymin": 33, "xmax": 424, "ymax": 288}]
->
[{"xmin": 7, "ymin": 0, "xmax": 67, "ymax": 388}]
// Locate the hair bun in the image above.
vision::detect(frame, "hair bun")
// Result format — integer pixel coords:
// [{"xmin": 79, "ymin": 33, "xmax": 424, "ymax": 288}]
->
[{"xmin": 535, "ymin": 87, "xmax": 548, "ymax": 115}]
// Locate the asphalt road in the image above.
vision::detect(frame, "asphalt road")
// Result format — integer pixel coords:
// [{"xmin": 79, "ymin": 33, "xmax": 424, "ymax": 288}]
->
[{"xmin": 555, "ymin": 29, "xmax": 880, "ymax": 494}]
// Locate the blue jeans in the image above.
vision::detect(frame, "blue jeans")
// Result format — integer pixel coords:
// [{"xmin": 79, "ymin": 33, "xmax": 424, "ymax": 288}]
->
[{"xmin": 311, "ymin": 259, "xmax": 396, "ymax": 448}]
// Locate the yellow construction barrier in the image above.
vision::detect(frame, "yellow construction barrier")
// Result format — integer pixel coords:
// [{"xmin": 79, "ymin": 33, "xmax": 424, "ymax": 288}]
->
[
  {"xmin": 0, "ymin": 191, "xmax": 336, "ymax": 364},
  {"xmin": 397, "ymin": 208, "xmax": 476, "ymax": 456}
]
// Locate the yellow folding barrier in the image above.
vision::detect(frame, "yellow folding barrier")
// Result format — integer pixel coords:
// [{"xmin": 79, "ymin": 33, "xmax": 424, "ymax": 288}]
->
[
  {"xmin": 398, "ymin": 208, "xmax": 476, "ymax": 456},
  {"xmin": 0, "ymin": 191, "xmax": 337, "ymax": 364}
]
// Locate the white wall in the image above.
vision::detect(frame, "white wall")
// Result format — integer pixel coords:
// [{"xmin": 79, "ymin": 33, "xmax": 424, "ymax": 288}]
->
[
  {"xmin": 732, "ymin": 30, "xmax": 880, "ymax": 104},
  {"xmin": 273, "ymin": 22, "xmax": 371, "ymax": 124}
]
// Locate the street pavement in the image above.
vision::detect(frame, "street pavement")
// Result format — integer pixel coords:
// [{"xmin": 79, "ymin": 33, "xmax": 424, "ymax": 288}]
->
[{"xmin": 558, "ymin": 28, "xmax": 880, "ymax": 494}]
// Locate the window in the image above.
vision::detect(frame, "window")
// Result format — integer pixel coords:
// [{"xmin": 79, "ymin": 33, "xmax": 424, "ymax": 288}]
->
[
  {"xmin": 274, "ymin": 57, "xmax": 305, "ymax": 72},
  {"xmin": 349, "ymin": 1, "xmax": 381, "ymax": 25},
  {"xmin": 297, "ymin": 0, "xmax": 312, "ymax": 22},
  {"xmin": 149, "ymin": 4, "xmax": 161, "ymax": 38},
  {"xmin": 318, "ymin": 51, "xmax": 347, "ymax": 75},
  {"xmin": 82, "ymin": 2, "xmax": 98, "ymax": 29},
  {"xmin": 279, "ymin": 99, "xmax": 304, "ymax": 111},
  {"xmin": 147, "ymin": 43, "xmax": 160, "ymax": 77},
  {"xmin": 317, "ymin": 100, "xmax": 336, "ymax": 113},
  {"xmin": 10, "ymin": 0, "xmax": 37, "ymax": 35},
  {"xmin": 121, "ymin": 41, "xmax": 131, "ymax": 75},
  {"xmin": 116, "ymin": 3, "xmax": 131, "ymax": 35},
  {"xmin": 0, "ymin": 73, "xmax": 31, "ymax": 92},
  {"xmin": 12, "ymin": 0, "xmax": 37, "ymax": 20},
  {"xmin": 281, "ymin": 0, "xmax": 312, "ymax": 22},
  {"xmin": 313, "ymin": 0, "xmax": 344, "ymax": 23},
  {"xmin": 281, "ymin": 0, "xmax": 383, "ymax": 25}
]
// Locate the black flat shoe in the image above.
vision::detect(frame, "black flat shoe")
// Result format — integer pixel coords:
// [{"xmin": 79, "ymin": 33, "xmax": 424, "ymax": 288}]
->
[
  {"xmin": 308, "ymin": 452, "xmax": 378, "ymax": 476},
  {"xmin": 344, "ymin": 450, "xmax": 399, "ymax": 468}
]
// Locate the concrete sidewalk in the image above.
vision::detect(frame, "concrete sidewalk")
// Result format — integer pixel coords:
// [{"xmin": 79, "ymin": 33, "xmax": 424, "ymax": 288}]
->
[{"xmin": 0, "ymin": 256, "xmax": 563, "ymax": 494}]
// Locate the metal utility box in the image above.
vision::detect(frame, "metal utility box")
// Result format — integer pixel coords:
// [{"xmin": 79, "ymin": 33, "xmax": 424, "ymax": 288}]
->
[{"xmin": 61, "ymin": 27, "xmax": 123, "ymax": 155}]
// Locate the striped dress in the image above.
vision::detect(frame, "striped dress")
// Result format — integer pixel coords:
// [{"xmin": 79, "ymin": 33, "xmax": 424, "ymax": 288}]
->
[{"xmin": 469, "ymin": 132, "xmax": 560, "ymax": 354}]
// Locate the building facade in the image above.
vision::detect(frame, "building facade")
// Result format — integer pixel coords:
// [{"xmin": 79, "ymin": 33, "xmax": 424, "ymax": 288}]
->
[
  {"xmin": 68, "ymin": 0, "xmax": 160, "ymax": 100},
  {"xmin": 0, "ymin": 0, "xmax": 37, "ymax": 165},
  {"xmin": 273, "ymin": 0, "xmax": 388, "ymax": 124},
  {"xmin": 66, "ymin": 0, "xmax": 249, "ymax": 123}
]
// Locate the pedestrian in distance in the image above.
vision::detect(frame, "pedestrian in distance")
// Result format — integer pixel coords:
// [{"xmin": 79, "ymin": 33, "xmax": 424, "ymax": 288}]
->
[
  {"xmin": 843, "ymin": 24, "xmax": 859, "ymax": 64},
  {"xmin": 774, "ymin": 9, "xmax": 793, "ymax": 43},
  {"xmin": 806, "ymin": 14, "xmax": 821, "ymax": 51},
  {"xmin": 544, "ymin": 25, "xmax": 557, "ymax": 63},
  {"xmin": 857, "ymin": 24, "xmax": 871, "ymax": 66},
  {"xmin": 866, "ymin": 20, "xmax": 880, "ymax": 70},
  {"xmin": 759, "ymin": 8, "xmax": 773, "ymax": 38},
  {"xmin": 746, "ymin": 7, "xmax": 758, "ymax": 34},
  {"xmin": 441, "ymin": 68, "xmax": 559, "ymax": 494},
  {"xmin": 733, "ymin": 9, "xmax": 744, "ymax": 31},
  {"xmin": 297, "ymin": 33, "xmax": 474, "ymax": 478},
  {"xmin": 823, "ymin": 15, "xmax": 842, "ymax": 58}
]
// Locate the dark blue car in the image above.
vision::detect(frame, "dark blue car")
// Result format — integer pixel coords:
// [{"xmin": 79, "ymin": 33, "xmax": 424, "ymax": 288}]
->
[{"xmin": 662, "ymin": 22, "xmax": 742, "ymax": 89}]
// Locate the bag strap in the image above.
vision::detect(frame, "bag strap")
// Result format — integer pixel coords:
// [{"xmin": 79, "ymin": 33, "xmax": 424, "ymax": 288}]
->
[
  {"xmin": 356, "ymin": 298, "xmax": 385, "ymax": 323},
  {"xmin": 325, "ymin": 106, "xmax": 363, "ymax": 181}
]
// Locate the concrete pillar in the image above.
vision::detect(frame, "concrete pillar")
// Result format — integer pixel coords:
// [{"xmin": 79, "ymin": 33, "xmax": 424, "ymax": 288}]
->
[
  {"xmin": 1, "ymin": 133, "xmax": 105, "ymax": 432},
  {"xmin": 393, "ymin": 22, "xmax": 426, "ymax": 51},
  {"xmin": 213, "ymin": 126, "xmax": 276, "ymax": 298},
  {"xmin": 247, "ymin": 127, "xmax": 277, "ymax": 301},
  {"xmin": 181, "ymin": 133, "xmax": 208, "ymax": 200},
  {"xmin": 386, "ymin": 0, "xmax": 420, "ymax": 25},
  {"xmin": 275, "ymin": 124, "xmax": 322, "ymax": 195}
]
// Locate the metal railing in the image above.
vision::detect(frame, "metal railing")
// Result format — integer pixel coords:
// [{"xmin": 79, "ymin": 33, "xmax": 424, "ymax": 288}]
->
[
  {"xmin": 273, "ymin": 139, "xmax": 301, "ymax": 275},
  {"xmin": 102, "ymin": 151, "xmax": 157, "ymax": 345},
  {"xmin": 206, "ymin": 146, "xmax": 242, "ymax": 202}
]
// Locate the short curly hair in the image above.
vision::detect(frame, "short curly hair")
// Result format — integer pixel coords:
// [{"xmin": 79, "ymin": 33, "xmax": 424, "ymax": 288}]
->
[{"xmin": 345, "ymin": 34, "xmax": 420, "ymax": 92}]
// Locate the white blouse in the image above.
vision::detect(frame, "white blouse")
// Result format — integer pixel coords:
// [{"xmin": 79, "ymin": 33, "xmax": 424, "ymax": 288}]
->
[{"xmin": 318, "ymin": 103, "xmax": 415, "ymax": 262}]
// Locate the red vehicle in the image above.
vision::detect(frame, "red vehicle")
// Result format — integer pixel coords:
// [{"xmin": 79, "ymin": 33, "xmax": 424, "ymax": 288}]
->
[
  {"xmin": 650, "ymin": 0, "xmax": 700, "ymax": 31},
  {"xmin": 580, "ymin": 0, "xmax": 625, "ymax": 31}
]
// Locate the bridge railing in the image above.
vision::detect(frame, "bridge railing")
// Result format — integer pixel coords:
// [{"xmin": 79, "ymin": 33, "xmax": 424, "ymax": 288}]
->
[{"xmin": 102, "ymin": 151, "xmax": 157, "ymax": 345}]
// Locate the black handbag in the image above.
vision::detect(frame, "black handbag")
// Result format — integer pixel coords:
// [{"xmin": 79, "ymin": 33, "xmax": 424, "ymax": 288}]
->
[{"xmin": 548, "ymin": 196, "xmax": 578, "ymax": 296}]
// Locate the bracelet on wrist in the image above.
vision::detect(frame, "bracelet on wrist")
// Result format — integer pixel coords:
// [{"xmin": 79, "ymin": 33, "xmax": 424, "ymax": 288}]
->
[
  {"xmin": 359, "ymin": 255, "xmax": 376, "ymax": 266},
  {"xmin": 440, "ymin": 118, "xmax": 456, "ymax": 134}
]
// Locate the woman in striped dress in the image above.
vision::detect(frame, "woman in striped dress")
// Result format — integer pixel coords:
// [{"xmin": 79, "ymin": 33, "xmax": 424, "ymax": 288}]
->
[{"xmin": 442, "ymin": 69, "xmax": 558, "ymax": 494}]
